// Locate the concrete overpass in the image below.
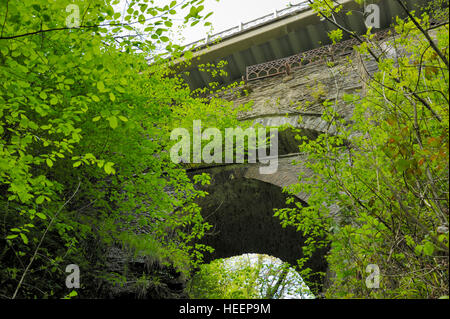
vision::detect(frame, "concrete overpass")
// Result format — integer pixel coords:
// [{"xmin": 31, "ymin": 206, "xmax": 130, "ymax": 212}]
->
[{"xmin": 174, "ymin": 0, "xmax": 428, "ymax": 90}]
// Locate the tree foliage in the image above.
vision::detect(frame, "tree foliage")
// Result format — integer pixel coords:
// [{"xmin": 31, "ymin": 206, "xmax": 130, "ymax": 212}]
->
[
  {"xmin": 1, "ymin": 0, "xmax": 448, "ymax": 300},
  {"xmin": 188, "ymin": 254, "xmax": 312, "ymax": 299},
  {"xmin": 0, "ymin": 0, "xmax": 239, "ymax": 299},
  {"xmin": 275, "ymin": 0, "xmax": 449, "ymax": 298}
]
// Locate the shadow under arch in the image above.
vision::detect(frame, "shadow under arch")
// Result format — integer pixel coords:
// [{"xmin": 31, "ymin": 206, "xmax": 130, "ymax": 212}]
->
[{"xmin": 191, "ymin": 174, "xmax": 329, "ymax": 291}]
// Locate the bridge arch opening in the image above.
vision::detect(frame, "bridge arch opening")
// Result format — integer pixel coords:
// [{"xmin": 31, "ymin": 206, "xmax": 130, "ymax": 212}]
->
[
  {"xmin": 188, "ymin": 253, "xmax": 314, "ymax": 299},
  {"xmin": 192, "ymin": 175, "xmax": 328, "ymax": 291}
]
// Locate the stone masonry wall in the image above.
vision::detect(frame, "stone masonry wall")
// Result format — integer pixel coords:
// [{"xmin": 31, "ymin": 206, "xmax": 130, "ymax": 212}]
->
[{"xmin": 224, "ymin": 51, "xmax": 378, "ymax": 134}]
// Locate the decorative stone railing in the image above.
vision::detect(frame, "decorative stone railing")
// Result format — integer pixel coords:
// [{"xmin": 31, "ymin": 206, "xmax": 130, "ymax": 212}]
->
[{"xmin": 244, "ymin": 28, "xmax": 402, "ymax": 82}]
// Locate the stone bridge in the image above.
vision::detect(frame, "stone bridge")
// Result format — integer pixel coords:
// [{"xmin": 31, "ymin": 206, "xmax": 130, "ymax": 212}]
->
[
  {"xmin": 179, "ymin": 0, "xmax": 428, "ymax": 291},
  {"xmin": 188, "ymin": 153, "xmax": 312, "ymax": 202},
  {"xmin": 186, "ymin": 49, "xmax": 364, "ymax": 289},
  {"xmin": 186, "ymin": 156, "xmax": 328, "ymax": 284},
  {"xmin": 186, "ymin": 152, "xmax": 338, "ymax": 288}
]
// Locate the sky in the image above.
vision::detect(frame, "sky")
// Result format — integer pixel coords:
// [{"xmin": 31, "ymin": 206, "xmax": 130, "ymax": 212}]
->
[
  {"xmin": 176, "ymin": 0, "xmax": 304, "ymax": 45},
  {"xmin": 114, "ymin": 0, "xmax": 306, "ymax": 48}
]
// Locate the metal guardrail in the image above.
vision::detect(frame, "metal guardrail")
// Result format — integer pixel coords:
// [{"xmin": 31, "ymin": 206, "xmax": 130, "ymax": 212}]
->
[
  {"xmin": 146, "ymin": 2, "xmax": 310, "ymax": 62},
  {"xmin": 183, "ymin": 1, "xmax": 310, "ymax": 51}
]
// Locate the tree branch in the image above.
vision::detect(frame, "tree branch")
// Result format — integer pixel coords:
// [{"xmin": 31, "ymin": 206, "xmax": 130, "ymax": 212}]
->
[
  {"xmin": 395, "ymin": 0, "xmax": 449, "ymax": 68},
  {"xmin": 307, "ymin": 0, "xmax": 443, "ymax": 122},
  {"xmin": 1, "ymin": 0, "xmax": 9, "ymax": 38},
  {"xmin": 12, "ymin": 181, "xmax": 81, "ymax": 299},
  {"xmin": 0, "ymin": 25, "xmax": 100, "ymax": 40}
]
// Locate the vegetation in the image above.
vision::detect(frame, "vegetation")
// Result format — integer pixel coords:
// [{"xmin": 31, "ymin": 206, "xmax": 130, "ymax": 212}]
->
[
  {"xmin": 275, "ymin": 0, "xmax": 449, "ymax": 298},
  {"xmin": 0, "ymin": 0, "xmax": 448, "ymax": 300},
  {"xmin": 188, "ymin": 254, "xmax": 312, "ymax": 299},
  {"xmin": 0, "ymin": 0, "xmax": 243, "ymax": 299}
]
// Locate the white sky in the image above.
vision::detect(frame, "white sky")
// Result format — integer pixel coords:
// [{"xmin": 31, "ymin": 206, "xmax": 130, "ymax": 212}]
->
[
  {"xmin": 114, "ymin": 0, "xmax": 306, "ymax": 52},
  {"xmin": 175, "ymin": 0, "xmax": 302, "ymax": 45}
]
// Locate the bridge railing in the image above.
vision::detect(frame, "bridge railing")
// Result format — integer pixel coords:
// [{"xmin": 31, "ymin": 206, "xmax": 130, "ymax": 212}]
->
[
  {"xmin": 183, "ymin": 1, "xmax": 310, "ymax": 51},
  {"xmin": 244, "ymin": 26, "xmax": 405, "ymax": 82},
  {"xmin": 147, "ymin": 2, "xmax": 310, "ymax": 63}
]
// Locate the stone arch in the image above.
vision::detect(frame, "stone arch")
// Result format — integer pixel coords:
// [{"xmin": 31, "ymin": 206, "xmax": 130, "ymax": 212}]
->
[
  {"xmin": 240, "ymin": 113, "xmax": 337, "ymax": 157},
  {"xmin": 188, "ymin": 165, "xmax": 329, "ymax": 290},
  {"xmin": 187, "ymin": 153, "xmax": 313, "ymax": 203},
  {"xmin": 243, "ymin": 154, "xmax": 312, "ymax": 203}
]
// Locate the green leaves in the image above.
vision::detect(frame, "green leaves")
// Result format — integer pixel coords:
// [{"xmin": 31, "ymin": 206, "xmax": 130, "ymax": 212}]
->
[
  {"xmin": 395, "ymin": 158, "xmax": 411, "ymax": 173},
  {"xmin": 39, "ymin": 91, "xmax": 48, "ymax": 100},
  {"xmin": 97, "ymin": 81, "xmax": 106, "ymax": 92},
  {"xmin": 415, "ymin": 241, "xmax": 436, "ymax": 257},
  {"xmin": 189, "ymin": 255, "xmax": 310, "ymax": 299},
  {"xmin": 104, "ymin": 162, "xmax": 115, "ymax": 175},
  {"xmin": 107, "ymin": 116, "xmax": 118, "ymax": 129},
  {"xmin": 20, "ymin": 233, "xmax": 29, "ymax": 244},
  {"xmin": 46, "ymin": 158, "xmax": 53, "ymax": 168},
  {"xmin": 184, "ymin": 50, "xmax": 194, "ymax": 61},
  {"xmin": 328, "ymin": 29, "xmax": 343, "ymax": 44},
  {"xmin": 193, "ymin": 173, "xmax": 211, "ymax": 186},
  {"xmin": 285, "ymin": 4, "xmax": 449, "ymax": 299},
  {"xmin": 63, "ymin": 290, "xmax": 78, "ymax": 299},
  {"xmin": 0, "ymin": 0, "xmax": 247, "ymax": 299},
  {"xmin": 36, "ymin": 195, "xmax": 45, "ymax": 204},
  {"xmin": 36, "ymin": 212, "xmax": 47, "ymax": 220},
  {"xmin": 50, "ymin": 96, "xmax": 58, "ymax": 105},
  {"xmin": 6, "ymin": 224, "xmax": 35, "ymax": 245}
]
